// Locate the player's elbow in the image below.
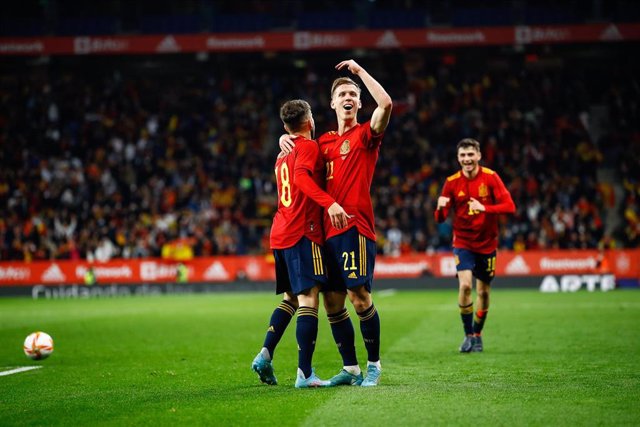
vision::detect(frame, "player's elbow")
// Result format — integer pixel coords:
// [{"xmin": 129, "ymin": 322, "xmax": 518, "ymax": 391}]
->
[{"xmin": 380, "ymin": 95, "xmax": 393, "ymax": 112}]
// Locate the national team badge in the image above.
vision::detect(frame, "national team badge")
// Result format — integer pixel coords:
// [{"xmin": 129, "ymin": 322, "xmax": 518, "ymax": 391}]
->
[
  {"xmin": 478, "ymin": 183, "xmax": 488, "ymax": 198},
  {"xmin": 340, "ymin": 140, "xmax": 351, "ymax": 155}
]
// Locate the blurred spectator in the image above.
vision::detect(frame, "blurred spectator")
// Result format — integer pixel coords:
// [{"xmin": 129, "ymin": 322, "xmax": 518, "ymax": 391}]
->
[{"xmin": 0, "ymin": 51, "xmax": 636, "ymax": 260}]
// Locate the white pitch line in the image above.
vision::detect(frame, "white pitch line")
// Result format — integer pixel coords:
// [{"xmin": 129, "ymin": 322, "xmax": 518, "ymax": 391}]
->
[{"xmin": 0, "ymin": 366, "xmax": 42, "ymax": 377}]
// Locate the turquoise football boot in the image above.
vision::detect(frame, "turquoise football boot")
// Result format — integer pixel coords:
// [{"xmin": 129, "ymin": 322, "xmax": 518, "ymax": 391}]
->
[{"xmin": 251, "ymin": 352, "xmax": 277, "ymax": 385}]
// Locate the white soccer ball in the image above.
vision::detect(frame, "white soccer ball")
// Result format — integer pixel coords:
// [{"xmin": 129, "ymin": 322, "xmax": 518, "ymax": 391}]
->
[{"xmin": 23, "ymin": 331, "xmax": 54, "ymax": 360}]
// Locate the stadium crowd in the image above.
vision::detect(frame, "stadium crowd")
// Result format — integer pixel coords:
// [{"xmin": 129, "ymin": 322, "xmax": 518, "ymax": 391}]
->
[{"xmin": 0, "ymin": 51, "xmax": 638, "ymax": 261}]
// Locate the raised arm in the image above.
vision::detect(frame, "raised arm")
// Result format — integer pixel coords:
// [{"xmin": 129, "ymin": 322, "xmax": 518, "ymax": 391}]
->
[{"xmin": 336, "ymin": 59, "xmax": 393, "ymax": 134}]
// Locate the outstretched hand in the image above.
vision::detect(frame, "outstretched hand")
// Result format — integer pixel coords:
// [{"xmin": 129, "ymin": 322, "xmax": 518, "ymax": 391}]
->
[{"xmin": 335, "ymin": 59, "xmax": 363, "ymax": 75}]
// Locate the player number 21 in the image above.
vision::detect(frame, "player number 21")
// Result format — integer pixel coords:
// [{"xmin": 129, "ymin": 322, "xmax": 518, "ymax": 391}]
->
[
  {"xmin": 342, "ymin": 251, "xmax": 357, "ymax": 271},
  {"xmin": 275, "ymin": 163, "xmax": 292, "ymax": 207}
]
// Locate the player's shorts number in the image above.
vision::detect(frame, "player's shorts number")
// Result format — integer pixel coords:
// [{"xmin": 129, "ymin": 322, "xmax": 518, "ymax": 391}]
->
[
  {"xmin": 486, "ymin": 256, "xmax": 496, "ymax": 275},
  {"xmin": 275, "ymin": 163, "xmax": 292, "ymax": 207},
  {"xmin": 342, "ymin": 251, "xmax": 357, "ymax": 271}
]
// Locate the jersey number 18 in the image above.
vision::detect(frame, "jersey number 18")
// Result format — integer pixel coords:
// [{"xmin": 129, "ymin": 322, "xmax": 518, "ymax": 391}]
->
[{"xmin": 275, "ymin": 163, "xmax": 292, "ymax": 207}]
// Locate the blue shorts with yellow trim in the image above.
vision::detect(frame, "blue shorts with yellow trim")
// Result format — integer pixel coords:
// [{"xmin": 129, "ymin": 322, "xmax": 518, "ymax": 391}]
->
[
  {"xmin": 273, "ymin": 237, "xmax": 327, "ymax": 295},
  {"xmin": 453, "ymin": 248, "xmax": 497, "ymax": 284},
  {"xmin": 324, "ymin": 227, "xmax": 376, "ymax": 293}
]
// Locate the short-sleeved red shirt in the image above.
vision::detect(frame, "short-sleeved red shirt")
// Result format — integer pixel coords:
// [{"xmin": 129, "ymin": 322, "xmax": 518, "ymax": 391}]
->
[{"xmin": 317, "ymin": 121, "xmax": 383, "ymax": 241}]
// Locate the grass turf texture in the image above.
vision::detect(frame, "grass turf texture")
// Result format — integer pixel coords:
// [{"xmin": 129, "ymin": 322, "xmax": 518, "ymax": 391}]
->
[{"xmin": 0, "ymin": 289, "xmax": 638, "ymax": 426}]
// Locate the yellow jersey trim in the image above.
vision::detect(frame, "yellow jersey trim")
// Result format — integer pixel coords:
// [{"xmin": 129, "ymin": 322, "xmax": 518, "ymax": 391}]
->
[
  {"xmin": 446, "ymin": 171, "xmax": 461, "ymax": 181},
  {"xmin": 481, "ymin": 166, "xmax": 495, "ymax": 175}
]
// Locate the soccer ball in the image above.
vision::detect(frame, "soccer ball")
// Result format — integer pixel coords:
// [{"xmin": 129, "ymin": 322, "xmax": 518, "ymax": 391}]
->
[{"xmin": 23, "ymin": 331, "xmax": 54, "ymax": 360}]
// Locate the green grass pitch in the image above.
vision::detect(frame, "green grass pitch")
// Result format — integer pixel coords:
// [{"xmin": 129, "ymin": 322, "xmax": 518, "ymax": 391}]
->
[{"xmin": 1, "ymin": 289, "xmax": 638, "ymax": 426}]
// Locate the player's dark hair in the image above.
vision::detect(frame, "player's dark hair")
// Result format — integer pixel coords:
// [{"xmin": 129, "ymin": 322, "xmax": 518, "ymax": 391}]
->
[
  {"xmin": 280, "ymin": 99, "xmax": 311, "ymax": 132},
  {"xmin": 457, "ymin": 138, "xmax": 481, "ymax": 153},
  {"xmin": 331, "ymin": 77, "xmax": 361, "ymax": 98}
]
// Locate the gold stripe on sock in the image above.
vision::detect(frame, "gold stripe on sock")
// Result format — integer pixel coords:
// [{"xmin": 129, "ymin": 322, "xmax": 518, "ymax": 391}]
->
[
  {"xmin": 298, "ymin": 307, "xmax": 319, "ymax": 319},
  {"xmin": 328, "ymin": 309, "xmax": 350, "ymax": 324},
  {"xmin": 278, "ymin": 301, "xmax": 296, "ymax": 316},
  {"xmin": 358, "ymin": 305, "xmax": 377, "ymax": 322},
  {"xmin": 458, "ymin": 303, "xmax": 473, "ymax": 315}
]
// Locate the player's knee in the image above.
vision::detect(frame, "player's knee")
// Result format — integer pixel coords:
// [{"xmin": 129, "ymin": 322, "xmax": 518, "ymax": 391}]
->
[
  {"xmin": 323, "ymin": 292, "xmax": 346, "ymax": 313},
  {"xmin": 347, "ymin": 288, "xmax": 371, "ymax": 312},
  {"xmin": 284, "ymin": 293, "xmax": 299, "ymax": 309},
  {"xmin": 459, "ymin": 282, "xmax": 472, "ymax": 295},
  {"xmin": 351, "ymin": 299, "xmax": 370, "ymax": 313}
]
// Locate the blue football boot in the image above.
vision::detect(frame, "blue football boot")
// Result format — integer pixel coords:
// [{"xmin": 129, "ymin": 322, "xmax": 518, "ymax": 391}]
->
[
  {"xmin": 328, "ymin": 369, "xmax": 364, "ymax": 386},
  {"xmin": 361, "ymin": 364, "xmax": 382, "ymax": 387},
  {"xmin": 295, "ymin": 369, "xmax": 330, "ymax": 388},
  {"xmin": 251, "ymin": 352, "xmax": 277, "ymax": 385}
]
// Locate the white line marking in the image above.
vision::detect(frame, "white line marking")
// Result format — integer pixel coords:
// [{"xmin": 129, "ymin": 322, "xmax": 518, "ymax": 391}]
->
[{"xmin": 0, "ymin": 366, "xmax": 42, "ymax": 377}]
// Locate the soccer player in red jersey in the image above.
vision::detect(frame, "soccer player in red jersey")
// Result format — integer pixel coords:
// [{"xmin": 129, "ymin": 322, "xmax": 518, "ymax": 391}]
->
[
  {"xmin": 435, "ymin": 138, "xmax": 515, "ymax": 352},
  {"xmin": 282, "ymin": 60, "xmax": 392, "ymax": 386},
  {"xmin": 252, "ymin": 100, "xmax": 350, "ymax": 388}
]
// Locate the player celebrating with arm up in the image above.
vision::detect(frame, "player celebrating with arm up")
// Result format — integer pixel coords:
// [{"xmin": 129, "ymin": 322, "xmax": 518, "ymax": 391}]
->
[
  {"xmin": 283, "ymin": 59, "xmax": 392, "ymax": 386},
  {"xmin": 435, "ymin": 138, "xmax": 515, "ymax": 353},
  {"xmin": 252, "ymin": 99, "xmax": 350, "ymax": 388},
  {"xmin": 321, "ymin": 60, "xmax": 392, "ymax": 387}
]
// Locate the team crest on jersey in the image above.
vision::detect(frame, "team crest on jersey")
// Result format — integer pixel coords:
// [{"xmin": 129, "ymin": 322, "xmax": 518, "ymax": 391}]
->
[
  {"xmin": 478, "ymin": 183, "xmax": 488, "ymax": 198},
  {"xmin": 340, "ymin": 140, "xmax": 351, "ymax": 155},
  {"xmin": 457, "ymin": 190, "xmax": 466, "ymax": 197}
]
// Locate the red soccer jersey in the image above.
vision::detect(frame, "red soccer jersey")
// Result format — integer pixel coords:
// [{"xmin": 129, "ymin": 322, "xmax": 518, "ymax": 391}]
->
[
  {"xmin": 270, "ymin": 138, "xmax": 331, "ymax": 249},
  {"xmin": 318, "ymin": 121, "xmax": 383, "ymax": 241},
  {"xmin": 434, "ymin": 167, "xmax": 515, "ymax": 254}
]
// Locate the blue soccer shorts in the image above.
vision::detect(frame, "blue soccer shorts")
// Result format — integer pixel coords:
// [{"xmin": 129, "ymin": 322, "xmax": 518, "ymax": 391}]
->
[
  {"xmin": 453, "ymin": 248, "xmax": 497, "ymax": 284},
  {"xmin": 273, "ymin": 237, "xmax": 327, "ymax": 295},
  {"xmin": 324, "ymin": 227, "xmax": 376, "ymax": 293}
]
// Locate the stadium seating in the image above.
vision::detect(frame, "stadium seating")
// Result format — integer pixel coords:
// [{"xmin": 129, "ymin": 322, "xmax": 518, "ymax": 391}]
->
[{"xmin": 0, "ymin": 1, "xmax": 638, "ymax": 261}]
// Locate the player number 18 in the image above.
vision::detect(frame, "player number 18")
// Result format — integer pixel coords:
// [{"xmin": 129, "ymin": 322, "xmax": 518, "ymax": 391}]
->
[{"xmin": 275, "ymin": 163, "xmax": 292, "ymax": 207}]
